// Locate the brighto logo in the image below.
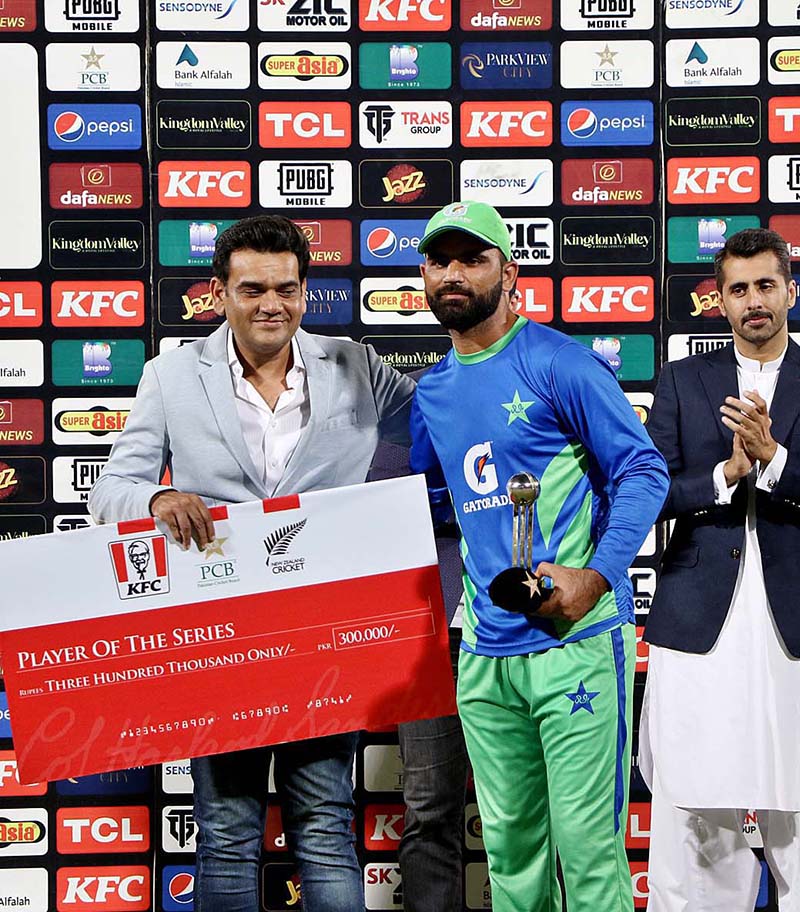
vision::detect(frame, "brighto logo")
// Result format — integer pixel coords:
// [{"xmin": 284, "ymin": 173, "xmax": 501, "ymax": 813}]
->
[{"xmin": 462, "ymin": 441, "xmax": 508, "ymax": 513}]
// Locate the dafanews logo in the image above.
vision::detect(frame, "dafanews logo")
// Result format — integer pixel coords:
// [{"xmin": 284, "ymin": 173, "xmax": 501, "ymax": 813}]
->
[
  {"xmin": 667, "ymin": 156, "xmax": 760, "ymax": 203},
  {"xmin": 460, "ymin": 159, "xmax": 553, "ymax": 207},
  {"xmin": 0, "ymin": 810, "xmax": 48, "ymax": 856},
  {"xmin": 461, "ymin": 101, "xmax": 552, "ymax": 146},
  {"xmin": 57, "ymin": 807, "xmax": 150, "ymax": 854},
  {"xmin": 359, "ymin": 0, "xmax": 451, "ymax": 31},
  {"xmin": 559, "ymin": 40, "xmax": 654, "ymax": 90},
  {"xmin": 49, "ymin": 163, "xmax": 143, "ymax": 210},
  {"xmin": 156, "ymin": 100, "xmax": 251, "ymax": 150},
  {"xmin": 560, "ymin": 0, "xmax": 652, "ymax": 30},
  {"xmin": 0, "ymin": 282, "xmax": 43, "ymax": 327},
  {"xmin": 258, "ymin": 44, "xmax": 351, "ymax": 89},
  {"xmin": 560, "ymin": 217, "xmax": 655, "ymax": 266},
  {"xmin": 158, "ymin": 161, "xmax": 251, "ymax": 207},
  {"xmin": 665, "ymin": 0, "xmax": 758, "ymax": 29},
  {"xmin": 461, "ymin": 0, "xmax": 550, "ymax": 30},
  {"xmin": 0, "ymin": 0, "xmax": 36, "ymax": 31},
  {"xmin": 358, "ymin": 42, "xmax": 452, "ymax": 90},
  {"xmin": 561, "ymin": 158, "xmax": 654, "ymax": 205},
  {"xmin": 109, "ymin": 534, "xmax": 170, "ymax": 600},
  {"xmin": 561, "ymin": 100, "xmax": 653, "ymax": 147},
  {"xmin": 259, "ymin": 0, "xmax": 350, "ymax": 31},
  {"xmin": 49, "ymin": 221, "xmax": 145, "ymax": 270},
  {"xmin": 259, "ymin": 102, "xmax": 351, "ymax": 148},
  {"xmin": 665, "ymin": 97, "xmax": 760, "ymax": 147},
  {"xmin": 156, "ymin": 0, "xmax": 249, "ymax": 31},
  {"xmin": 562, "ymin": 277, "xmax": 655, "ymax": 321},
  {"xmin": 46, "ymin": 0, "xmax": 139, "ymax": 31},
  {"xmin": 770, "ymin": 216, "xmax": 800, "ymax": 260},
  {"xmin": 57, "ymin": 866, "xmax": 150, "ymax": 911},
  {"xmin": 51, "ymin": 282, "xmax": 145, "ymax": 327},
  {"xmin": 48, "ymin": 104, "xmax": 142, "ymax": 150},
  {"xmin": 294, "ymin": 220, "xmax": 353, "ymax": 265},
  {"xmin": 769, "ymin": 39, "xmax": 800, "ymax": 86},
  {"xmin": 460, "ymin": 42, "xmax": 552, "ymax": 89},
  {"xmin": 360, "ymin": 277, "xmax": 436, "ymax": 325},
  {"xmin": 359, "ymin": 101, "xmax": 452, "ymax": 149},
  {"xmin": 359, "ymin": 159, "xmax": 454, "ymax": 209},
  {"xmin": 259, "ymin": 161, "xmax": 353, "ymax": 209},
  {"xmin": 360, "ymin": 220, "xmax": 428, "ymax": 266},
  {"xmin": 52, "ymin": 399, "xmax": 133, "ymax": 446},
  {"xmin": 155, "ymin": 41, "xmax": 250, "ymax": 90},
  {"xmin": 665, "ymin": 38, "xmax": 759, "ymax": 88},
  {"xmin": 0, "ymin": 399, "xmax": 44, "ymax": 445},
  {"xmin": 461, "ymin": 441, "xmax": 508, "ymax": 514}
]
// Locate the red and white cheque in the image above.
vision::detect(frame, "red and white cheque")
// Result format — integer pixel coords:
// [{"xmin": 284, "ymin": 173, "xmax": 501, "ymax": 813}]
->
[{"xmin": 0, "ymin": 476, "xmax": 456, "ymax": 784}]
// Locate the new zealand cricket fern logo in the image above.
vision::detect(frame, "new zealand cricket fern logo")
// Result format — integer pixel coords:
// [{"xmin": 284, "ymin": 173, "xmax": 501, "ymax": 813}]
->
[{"xmin": 264, "ymin": 519, "xmax": 307, "ymax": 566}]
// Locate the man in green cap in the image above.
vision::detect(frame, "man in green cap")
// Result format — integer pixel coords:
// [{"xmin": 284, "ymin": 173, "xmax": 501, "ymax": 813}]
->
[{"xmin": 410, "ymin": 201, "xmax": 669, "ymax": 912}]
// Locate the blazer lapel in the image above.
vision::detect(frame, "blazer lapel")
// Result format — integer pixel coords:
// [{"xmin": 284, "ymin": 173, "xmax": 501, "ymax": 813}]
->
[
  {"xmin": 697, "ymin": 344, "xmax": 739, "ymax": 448},
  {"xmin": 769, "ymin": 339, "xmax": 800, "ymax": 445},
  {"xmin": 198, "ymin": 324, "xmax": 265, "ymax": 494}
]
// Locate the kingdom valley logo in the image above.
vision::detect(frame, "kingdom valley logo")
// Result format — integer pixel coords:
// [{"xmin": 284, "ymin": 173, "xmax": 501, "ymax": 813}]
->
[
  {"xmin": 0, "ymin": 399, "xmax": 44, "ymax": 445},
  {"xmin": 560, "ymin": 217, "xmax": 655, "ymax": 266},
  {"xmin": 49, "ymin": 221, "xmax": 145, "ymax": 270},
  {"xmin": 156, "ymin": 101, "xmax": 252, "ymax": 150},
  {"xmin": 109, "ymin": 534, "xmax": 170, "ymax": 599},
  {"xmin": 0, "ymin": 516, "xmax": 47, "ymax": 543},
  {"xmin": 360, "ymin": 334, "xmax": 452, "ymax": 373},
  {"xmin": 49, "ymin": 163, "xmax": 143, "ymax": 210},
  {"xmin": 460, "ymin": 0, "xmax": 550, "ymax": 30},
  {"xmin": 0, "ymin": 0, "xmax": 36, "ymax": 31},
  {"xmin": 359, "ymin": 159, "xmax": 454, "ymax": 208},
  {"xmin": 561, "ymin": 158, "xmax": 654, "ymax": 205},
  {"xmin": 665, "ymin": 97, "xmax": 761, "ymax": 147}
]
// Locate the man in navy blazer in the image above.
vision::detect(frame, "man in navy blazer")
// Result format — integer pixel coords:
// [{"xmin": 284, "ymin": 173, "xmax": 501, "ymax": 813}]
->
[
  {"xmin": 89, "ymin": 216, "xmax": 415, "ymax": 912},
  {"xmin": 643, "ymin": 228, "xmax": 800, "ymax": 910}
]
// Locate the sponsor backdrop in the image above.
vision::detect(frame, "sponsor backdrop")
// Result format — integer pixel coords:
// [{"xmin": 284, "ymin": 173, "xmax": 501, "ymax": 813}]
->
[{"xmin": 0, "ymin": 0, "xmax": 794, "ymax": 908}]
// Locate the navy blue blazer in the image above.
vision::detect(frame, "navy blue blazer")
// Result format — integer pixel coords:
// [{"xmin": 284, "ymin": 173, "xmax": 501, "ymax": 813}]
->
[{"xmin": 645, "ymin": 340, "xmax": 800, "ymax": 657}]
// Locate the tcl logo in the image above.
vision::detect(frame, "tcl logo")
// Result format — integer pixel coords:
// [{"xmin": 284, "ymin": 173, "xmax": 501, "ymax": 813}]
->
[
  {"xmin": 561, "ymin": 277, "xmax": 654, "ymax": 322},
  {"xmin": 51, "ymin": 282, "xmax": 145, "ymax": 327},
  {"xmin": 0, "ymin": 752, "xmax": 47, "ymax": 797},
  {"xmin": 259, "ymin": 102, "xmax": 351, "ymax": 148},
  {"xmin": 57, "ymin": 867, "xmax": 150, "ymax": 911},
  {"xmin": 158, "ymin": 162, "xmax": 251, "ymax": 207},
  {"xmin": 626, "ymin": 802, "xmax": 651, "ymax": 850},
  {"xmin": 363, "ymin": 804, "xmax": 404, "ymax": 850},
  {"xmin": 769, "ymin": 97, "xmax": 800, "ymax": 143},
  {"xmin": 57, "ymin": 807, "xmax": 150, "ymax": 854},
  {"xmin": 359, "ymin": 0, "xmax": 450, "ymax": 29},
  {"xmin": 635, "ymin": 625, "xmax": 649, "ymax": 672},
  {"xmin": 667, "ymin": 157, "xmax": 760, "ymax": 204},
  {"xmin": 511, "ymin": 277, "xmax": 553, "ymax": 323},
  {"xmin": 630, "ymin": 862, "xmax": 649, "ymax": 909},
  {"xmin": 460, "ymin": 102, "xmax": 552, "ymax": 147},
  {"xmin": 0, "ymin": 282, "xmax": 42, "ymax": 327}
]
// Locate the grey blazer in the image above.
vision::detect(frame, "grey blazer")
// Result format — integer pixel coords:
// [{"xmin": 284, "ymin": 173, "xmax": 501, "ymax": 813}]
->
[{"xmin": 89, "ymin": 324, "xmax": 416, "ymax": 522}]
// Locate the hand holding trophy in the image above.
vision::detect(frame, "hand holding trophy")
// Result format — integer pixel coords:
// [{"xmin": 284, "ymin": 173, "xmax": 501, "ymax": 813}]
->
[{"xmin": 487, "ymin": 472, "xmax": 554, "ymax": 614}]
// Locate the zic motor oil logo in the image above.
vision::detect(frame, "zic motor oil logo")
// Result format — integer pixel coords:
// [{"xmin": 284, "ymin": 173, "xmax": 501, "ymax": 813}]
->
[{"xmin": 109, "ymin": 534, "xmax": 171, "ymax": 599}]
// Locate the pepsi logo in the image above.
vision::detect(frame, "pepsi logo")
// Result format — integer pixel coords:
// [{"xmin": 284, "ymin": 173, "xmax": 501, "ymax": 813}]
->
[
  {"xmin": 54, "ymin": 111, "xmax": 86, "ymax": 143},
  {"xmin": 366, "ymin": 227, "xmax": 398, "ymax": 258},
  {"xmin": 168, "ymin": 872, "xmax": 194, "ymax": 905},
  {"xmin": 567, "ymin": 108, "xmax": 597, "ymax": 139}
]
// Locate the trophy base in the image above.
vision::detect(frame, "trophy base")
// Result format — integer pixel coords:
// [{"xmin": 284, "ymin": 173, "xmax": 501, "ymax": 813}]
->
[{"xmin": 488, "ymin": 567, "xmax": 551, "ymax": 614}]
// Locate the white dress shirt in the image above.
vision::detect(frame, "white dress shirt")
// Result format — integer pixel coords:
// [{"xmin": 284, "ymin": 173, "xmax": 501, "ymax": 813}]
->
[{"xmin": 227, "ymin": 328, "xmax": 310, "ymax": 497}]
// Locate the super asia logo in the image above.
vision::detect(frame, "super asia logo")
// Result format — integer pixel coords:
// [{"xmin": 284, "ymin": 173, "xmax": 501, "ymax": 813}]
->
[{"xmin": 109, "ymin": 534, "xmax": 171, "ymax": 599}]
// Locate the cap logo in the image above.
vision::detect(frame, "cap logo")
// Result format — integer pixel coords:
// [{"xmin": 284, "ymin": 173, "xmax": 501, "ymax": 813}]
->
[{"xmin": 443, "ymin": 202, "xmax": 468, "ymax": 216}]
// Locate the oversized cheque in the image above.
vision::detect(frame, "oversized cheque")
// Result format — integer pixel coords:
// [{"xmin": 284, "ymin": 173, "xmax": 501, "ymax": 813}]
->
[{"xmin": 0, "ymin": 476, "xmax": 456, "ymax": 784}]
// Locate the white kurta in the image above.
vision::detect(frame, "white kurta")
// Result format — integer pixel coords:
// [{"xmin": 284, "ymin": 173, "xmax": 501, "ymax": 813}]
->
[{"xmin": 641, "ymin": 347, "xmax": 800, "ymax": 811}]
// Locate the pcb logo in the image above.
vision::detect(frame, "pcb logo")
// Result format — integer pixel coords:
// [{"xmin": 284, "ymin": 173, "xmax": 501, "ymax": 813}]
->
[{"xmin": 109, "ymin": 535, "xmax": 170, "ymax": 599}]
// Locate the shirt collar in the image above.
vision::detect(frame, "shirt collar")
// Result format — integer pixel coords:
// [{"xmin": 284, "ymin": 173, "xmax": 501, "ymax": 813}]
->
[
  {"xmin": 733, "ymin": 342, "xmax": 787, "ymax": 375},
  {"xmin": 226, "ymin": 327, "xmax": 305, "ymax": 384}
]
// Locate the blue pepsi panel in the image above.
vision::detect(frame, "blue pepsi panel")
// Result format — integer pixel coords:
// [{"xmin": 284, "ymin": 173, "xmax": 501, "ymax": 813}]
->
[
  {"xmin": 47, "ymin": 104, "xmax": 143, "ymax": 150},
  {"xmin": 162, "ymin": 865, "xmax": 196, "ymax": 911},
  {"xmin": 360, "ymin": 219, "xmax": 429, "ymax": 266},
  {"xmin": 561, "ymin": 101, "xmax": 654, "ymax": 147}
]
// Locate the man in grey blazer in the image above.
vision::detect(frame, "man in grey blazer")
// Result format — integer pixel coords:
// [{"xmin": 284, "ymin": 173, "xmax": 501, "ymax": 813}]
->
[{"xmin": 89, "ymin": 215, "xmax": 415, "ymax": 912}]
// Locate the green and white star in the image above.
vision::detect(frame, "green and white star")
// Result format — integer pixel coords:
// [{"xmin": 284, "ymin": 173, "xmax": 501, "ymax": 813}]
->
[{"xmin": 502, "ymin": 390, "xmax": 535, "ymax": 425}]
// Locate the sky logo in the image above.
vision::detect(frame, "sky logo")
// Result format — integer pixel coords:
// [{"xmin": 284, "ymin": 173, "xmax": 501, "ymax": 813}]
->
[
  {"xmin": 48, "ymin": 104, "xmax": 142, "ymax": 151},
  {"xmin": 360, "ymin": 220, "xmax": 429, "ymax": 265},
  {"xmin": 561, "ymin": 101, "xmax": 653, "ymax": 147}
]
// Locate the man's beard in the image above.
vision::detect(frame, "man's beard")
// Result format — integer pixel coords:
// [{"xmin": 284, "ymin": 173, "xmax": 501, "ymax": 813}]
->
[{"xmin": 426, "ymin": 278, "xmax": 503, "ymax": 333}]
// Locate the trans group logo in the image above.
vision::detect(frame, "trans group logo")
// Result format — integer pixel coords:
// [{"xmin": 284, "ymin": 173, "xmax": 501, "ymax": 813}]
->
[
  {"xmin": 561, "ymin": 101, "xmax": 653, "ymax": 147},
  {"xmin": 48, "ymin": 104, "xmax": 142, "ymax": 150},
  {"xmin": 360, "ymin": 220, "xmax": 428, "ymax": 265}
]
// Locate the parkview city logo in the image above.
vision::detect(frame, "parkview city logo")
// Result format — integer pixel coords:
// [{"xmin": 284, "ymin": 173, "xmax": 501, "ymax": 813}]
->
[
  {"xmin": 460, "ymin": 42, "xmax": 552, "ymax": 89},
  {"xmin": 109, "ymin": 534, "xmax": 170, "ymax": 599}
]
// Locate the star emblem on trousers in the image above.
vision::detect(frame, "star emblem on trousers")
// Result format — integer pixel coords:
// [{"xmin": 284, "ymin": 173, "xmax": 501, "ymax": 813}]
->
[
  {"xmin": 501, "ymin": 390, "xmax": 534, "ymax": 425},
  {"xmin": 565, "ymin": 680, "xmax": 600, "ymax": 715}
]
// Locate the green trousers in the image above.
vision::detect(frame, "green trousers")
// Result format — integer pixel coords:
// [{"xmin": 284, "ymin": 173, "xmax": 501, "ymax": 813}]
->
[{"xmin": 457, "ymin": 624, "xmax": 635, "ymax": 912}]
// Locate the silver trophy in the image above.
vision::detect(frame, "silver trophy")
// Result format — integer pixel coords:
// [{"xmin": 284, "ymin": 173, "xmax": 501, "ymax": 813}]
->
[{"xmin": 488, "ymin": 472, "xmax": 553, "ymax": 613}]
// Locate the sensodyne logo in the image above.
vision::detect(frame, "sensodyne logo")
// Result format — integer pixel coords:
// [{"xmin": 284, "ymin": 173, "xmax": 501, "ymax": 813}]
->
[
  {"xmin": 264, "ymin": 519, "xmax": 307, "ymax": 574},
  {"xmin": 156, "ymin": 0, "xmax": 249, "ymax": 31},
  {"xmin": 665, "ymin": 0, "xmax": 757, "ymax": 29},
  {"xmin": 460, "ymin": 159, "xmax": 553, "ymax": 206}
]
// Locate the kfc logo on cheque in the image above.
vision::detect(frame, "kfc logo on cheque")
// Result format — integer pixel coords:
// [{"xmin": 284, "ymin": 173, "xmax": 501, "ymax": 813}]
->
[{"xmin": 109, "ymin": 535, "xmax": 170, "ymax": 599}]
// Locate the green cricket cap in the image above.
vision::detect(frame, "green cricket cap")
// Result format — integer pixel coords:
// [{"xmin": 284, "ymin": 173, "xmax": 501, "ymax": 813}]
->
[{"xmin": 418, "ymin": 201, "xmax": 512, "ymax": 261}]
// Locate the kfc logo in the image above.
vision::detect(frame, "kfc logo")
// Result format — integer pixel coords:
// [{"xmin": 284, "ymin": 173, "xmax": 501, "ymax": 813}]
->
[
  {"xmin": 359, "ymin": 0, "xmax": 450, "ymax": 29},
  {"xmin": 667, "ymin": 157, "xmax": 760, "ymax": 203},
  {"xmin": 158, "ymin": 162, "xmax": 251, "ymax": 207},
  {"xmin": 57, "ymin": 807, "xmax": 150, "ymax": 854},
  {"xmin": 109, "ymin": 534, "xmax": 170, "ymax": 600},
  {"xmin": 57, "ymin": 867, "xmax": 149, "ymax": 911},
  {"xmin": 259, "ymin": 102, "xmax": 351, "ymax": 148},
  {"xmin": 562, "ymin": 277, "xmax": 654, "ymax": 321},
  {"xmin": 0, "ymin": 283, "xmax": 42, "ymax": 327},
  {"xmin": 0, "ymin": 752, "xmax": 47, "ymax": 797},
  {"xmin": 461, "ymin": 101, "xmax": 552, "ymax": 146},
  {"xmin": 52, "ymin": 282, "xmax": 145, "ymax": 327},
  {"xmin": 364, "ymin": 805, "xmax": 404, "ymax": 850}
]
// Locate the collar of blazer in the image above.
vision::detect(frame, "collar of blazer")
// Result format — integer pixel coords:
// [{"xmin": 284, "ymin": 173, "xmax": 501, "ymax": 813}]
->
[
  {"xmin": 696, "ymin": 339, "xmax": 800, "ymax": 448},
  {"xmin": 195, "ymin": 323, "xmax": 332, "ymax": 496}
]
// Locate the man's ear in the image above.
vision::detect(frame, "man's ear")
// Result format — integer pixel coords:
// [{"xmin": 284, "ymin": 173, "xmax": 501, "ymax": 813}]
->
[
  {"xmin": 210, "ymin": 276, "xmax": 226, "ymax": 317},
  {"xmin": 502, "ymin": 258, "xmax": 519, "ymax": 293}
]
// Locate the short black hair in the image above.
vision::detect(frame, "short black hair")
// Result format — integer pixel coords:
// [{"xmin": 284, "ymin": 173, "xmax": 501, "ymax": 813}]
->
[
  {"xmin": 714, "ymin": 228, "xmax": 792, "ymax": 290},
  {"xmin": 212, "ymin": 215, "xmax": 310, "ymax": 284}
]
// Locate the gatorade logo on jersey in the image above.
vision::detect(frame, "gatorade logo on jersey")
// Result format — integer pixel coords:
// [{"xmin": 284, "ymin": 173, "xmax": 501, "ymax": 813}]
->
[{"xmin": 461, "ymin": 441, "xmax": 509, "ymax": 514}]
